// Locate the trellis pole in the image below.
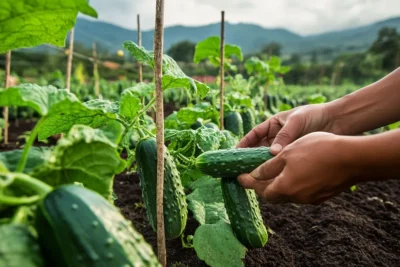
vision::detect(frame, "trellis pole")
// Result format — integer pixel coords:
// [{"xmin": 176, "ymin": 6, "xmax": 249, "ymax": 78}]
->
[
  {"xmin": 219, "ymin": 11, "xmax": 225, "ymax": 130},
  {"xmin": 3, "ymin": 50, "xmax": 11, "ymax": 144},
  {"xmin": 153, "ymin": 0, "xmax": 167, "ymax": 266},
  {"xmin": 66, "ymin": 28, "xmax": 74, "ymax": 91}
]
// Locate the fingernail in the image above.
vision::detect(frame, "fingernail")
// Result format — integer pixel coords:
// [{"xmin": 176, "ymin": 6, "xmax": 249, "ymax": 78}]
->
[
  {"xmin": 250, "ymin": 167, "xmax": 260, "ymax": 179},
  {"xmin": 271, "ymin": 144, "xmax": 282, "ymax": 153}
]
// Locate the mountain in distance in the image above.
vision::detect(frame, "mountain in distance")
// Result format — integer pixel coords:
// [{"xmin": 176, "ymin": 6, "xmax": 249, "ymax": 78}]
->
[{"xmin": 73, "ymin": 16, "xmax": 400, "ymax": 55}]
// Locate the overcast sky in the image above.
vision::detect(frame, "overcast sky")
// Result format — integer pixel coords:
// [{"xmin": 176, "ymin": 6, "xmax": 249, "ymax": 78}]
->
[{"xmin": 87, "ymin": 0, "xmax": 400, "ymax": 35}]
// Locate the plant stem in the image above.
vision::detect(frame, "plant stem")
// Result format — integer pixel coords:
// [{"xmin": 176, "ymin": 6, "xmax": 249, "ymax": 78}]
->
[
  {"xmin": 0, "ymin": 195, "xmax": 40, "ymax": 206},
  {"xmin": 12, "ymin": 173, "xmax": 53, "ymax": 196},
  {"xmin": 11, "ymin": 206, "xmax": 30, "ymax": 224},
  {"xmin": 16, "ymin": 118, "xmax": 44, "ymax": 172}
]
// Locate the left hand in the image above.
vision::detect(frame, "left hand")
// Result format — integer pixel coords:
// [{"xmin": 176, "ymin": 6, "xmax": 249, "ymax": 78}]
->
[{"xmin": 237, "ymin": 132, "xmax": 358, "ymax": 204}]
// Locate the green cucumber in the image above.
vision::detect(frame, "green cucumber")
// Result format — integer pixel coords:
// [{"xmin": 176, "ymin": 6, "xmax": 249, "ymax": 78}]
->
[
  {"xmin": 240, "ymin": 108, "xmax": 256, "ymax": 135},
  {"xmin": 0, "ymin": 224, "xmax": 45, "ymax": 267},
  {"xmin": 224, "ymin": 111, "xmax": 244, "ymax": 138},
  {"xmin": 221, "ymin": 178, "xmax": 268, "ymax": 248},
  {"xmin": 136, "ymin": 137, "xmax": 187, "ymax": 239},
  {"xmin": 204, "ymin": 122, "xmax": 219, "ymax": 131},
  {"xmin": 195, "ymin": 147, "xmax": 274, "ymax": 178},
  {"xmin": 219, "ymin": 130, "xmax": 238, "ymax": 149},
  {"xmin": 35, "ymin": 185, "xmax": 161, "ymax": 267}
]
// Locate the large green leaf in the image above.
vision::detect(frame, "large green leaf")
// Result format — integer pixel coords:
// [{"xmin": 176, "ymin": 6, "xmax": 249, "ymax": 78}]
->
[
  {"xmin": 124, "ymin": 83, "xmax": 155, "ymax": 98},
  {"xmin": 193, "ymin": 36, "xmax": 243, "ymax": 64},
  {"xmin": 119, "ymin": 90, "xmax": 142, "ymax": 121},
  {"xmin": 0, "ymin": 0, "xmax": 97, "ymax": 53},
  {"xmin": 0, "ymin": 84, "xmax": 118, "ymax": 140},
  {"xmin": 187, "ymin": 177, "xmax": 229, "ymax": 225},
  {"xmin": 32, "ymin": 125, "xmax": 126, "ymax": 200},
  {"xmin": 245, "ymin": 57, "xmax": 269, "ymax": 75},
  {"xmin": 175, "ymin": 103, "xmax": 219, "ymax": 129},
  {"xmin": 123, "ymin": 41, "xmax": 210, "ymax": 98},
  {"xmin": 0, "ymin": 84, "xmax": 74, "ymax": 115},
  {"xmin": 0, "ymin": 147, "xmax": 50, "ymax": 174},
  {"xmin": 194, "ymin": 222, "xmax": 247, "ymax": 267}
]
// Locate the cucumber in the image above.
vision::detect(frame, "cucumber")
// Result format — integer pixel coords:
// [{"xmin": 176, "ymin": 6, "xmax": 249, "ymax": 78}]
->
[
  {"xmin": 204, "ymin": 122, "xmax": 219, "ymax": 131},
  {"xmin": 219, "ymin": 130, "xmax": 238, "ymax": 149},
  {"xmin": 224, "ymin": 111, "xmax": 244, "ymax": 138},
  {"xmin": 221, "ymin": 178, "xmax": 268, "ymax": 248},
  {"xmin": 35, "ymin": 185, "xmax": 161, "ymax": 267},
  {"xmin": 0, "ymin": 224, "xmax": 45, "ymax": 267},
  {"xmin": 136, "ymin": 137, "xmax": 187, "ymax": 239},
  {"xmin": 240, "ymin": 108, "xmax": 256, "ymax": 135},
  {"xmin": 195, "ymin": 147, "xmax": 274, "ymax": 178}
]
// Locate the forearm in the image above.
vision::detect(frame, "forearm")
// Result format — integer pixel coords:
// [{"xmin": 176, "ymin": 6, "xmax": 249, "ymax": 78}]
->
[
  {"xmin": 342, "ymin": 129, "xmax": 400, "ymax": 182},
  {"xmin": 326, "ymin": 67, "xmax": 400, "ymax": 135}
]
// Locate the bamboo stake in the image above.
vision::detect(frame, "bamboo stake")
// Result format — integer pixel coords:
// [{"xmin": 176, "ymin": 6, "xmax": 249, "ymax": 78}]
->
[
  {"xmin": 92, "ymin": 42, "xmax": 100, "ymax": 97},
  {"xmin": 137, "ymin": 14, "xmax": 143, "ymax": 83},
  {"xmin": 3, "ymin": 50, "xmax": 11, "ymax": 145},
  {"xmin": 66, "ymin": 28, "xmax": 74, "ymax": 91},
  {"xmin": 153, "ymin": 0, "xmax": 166, "ymax": 266},
  {"xmin": 219, "ymin": 11, "xmax": 225, "ymax": 130}
]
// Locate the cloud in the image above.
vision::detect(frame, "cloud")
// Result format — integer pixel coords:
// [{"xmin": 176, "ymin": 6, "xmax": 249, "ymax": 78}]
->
[{"xmin": 87, "ymin": 0, "xmax": 400, "ymax": 35}]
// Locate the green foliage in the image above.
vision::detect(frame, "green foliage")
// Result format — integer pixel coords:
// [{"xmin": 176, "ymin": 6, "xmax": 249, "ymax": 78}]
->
[
  {"xmin": 187, "ymin": 176, "xmax": 229, "ymax": 225},
  {"xmin": 123, "ymin": 41, "xmax": 210, "ymax": 98},
  {"xmin": 307, "ymin": 93, "xmax": 327, "ymax": 104},
  {"xmin": 0, "ymin": 85, "xmax": 118, "ymax": 140},
  {"xmin": 194, "ymin": 36, "xmax": 243, "ymax": 62},
  {"xmin": 32, "ymin": 125, "xmax": 126, "ymax": 201},
  {"xmin": 167, "ymin": 41, "xmax": 197, "ymax": 62},
  {"xmin": 193, "ymin": 222, "xmax": 247, "ymax": 267},
  {"xmin": 0, "ymin": 0, "xmax": 97, "ymax": 52},
  {"xmin": 0, "ymin": 147, "xmax": 50, "ymax": 174}
]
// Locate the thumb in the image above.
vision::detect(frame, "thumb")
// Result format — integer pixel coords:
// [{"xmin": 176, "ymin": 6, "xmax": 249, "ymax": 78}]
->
[{"xmin": 271, "ymin": 114, "xmax": 304, "ymax": 154}]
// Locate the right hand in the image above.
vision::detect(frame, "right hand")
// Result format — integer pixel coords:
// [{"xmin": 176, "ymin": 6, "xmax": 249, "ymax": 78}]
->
[{"xmin": 236, "ymin": 104, "xmax": 337, "ymax": 154}]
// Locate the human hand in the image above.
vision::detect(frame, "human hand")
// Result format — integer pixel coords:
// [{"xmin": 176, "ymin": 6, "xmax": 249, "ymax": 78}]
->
[
  {"xmin": 237, "ymin": 132, "xmax": 358, "ymax": 204},
  {"xmin": 237, "ymin": 104, "xmax": 337, "ymax": 155}
]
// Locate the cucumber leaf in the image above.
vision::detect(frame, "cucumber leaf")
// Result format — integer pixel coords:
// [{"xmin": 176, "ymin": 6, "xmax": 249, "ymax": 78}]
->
[
  {"xmin": 124, "ymin": 83, "xmax": 155, "ymax": 98},
  {"xmin": 193, "ymin": 36, "xmax": 243, "ymax": 64},
  {"xmin": 0, "ymin": 0, "xmax": 97, "ymax": 53},
  {"xmin": 187, "ymin": 176, "xmax": 229, "ymax": 225},
  {"xmin": 0, "ymin": 147, "xmax": 51, "ymax": 174},
  {"xmin": 32, "ymin": 125, "xmax": 126, "ymax": 201},
  {"xmin": 119, "ymin": 90, "xmax": 142, "ymax": 121},
  {"xmin": 0, "ymin": 84, "xmax": 118, "ymax": 140},
  {"xmin": 194, "ymin": 222, "xmax": 247, "ymax": 267},
  {"xmin": 175, "ymin": 103, "xmax": 219, "ymax": 129},
  {"xmin": 123, "ymin": 41, "xmax": 210, "ymax": 98}
]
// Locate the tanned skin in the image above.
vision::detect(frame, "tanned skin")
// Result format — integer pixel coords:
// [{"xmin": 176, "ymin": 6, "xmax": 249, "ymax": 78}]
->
[{"xmin": 236, "ymin": 67, "xmax": 400, "ymax": 204}]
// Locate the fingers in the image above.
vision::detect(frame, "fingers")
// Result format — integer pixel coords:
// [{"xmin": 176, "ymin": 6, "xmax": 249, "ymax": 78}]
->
[
  {"xmin": 270, "ymin": 114, "xmax": 304, "ymax": 155},
  {"xmin": 236, "ymin": 120, "xmax": 271, "ymax": 148},
  {"xmin": 237, "ymin": 174, "xmax": 274, "ymax": 197},
  {"xmin": 249, "ymin": 156, "xmax": 285, "ymax": 181}
]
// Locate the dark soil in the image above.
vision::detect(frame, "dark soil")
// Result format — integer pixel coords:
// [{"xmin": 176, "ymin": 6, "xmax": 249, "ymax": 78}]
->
[
  {"xmin": 0, "ymin": 119, "xmax": 58, "ymax": 152},
  {"xmin": 114, "ymin": 173, "xmax": 400, "ymax": 267}
]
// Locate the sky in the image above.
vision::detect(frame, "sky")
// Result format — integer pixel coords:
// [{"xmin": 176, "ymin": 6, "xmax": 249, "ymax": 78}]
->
[{"xmin": 87, "ymin": 0, "xmax": 400, "ymax": 35}]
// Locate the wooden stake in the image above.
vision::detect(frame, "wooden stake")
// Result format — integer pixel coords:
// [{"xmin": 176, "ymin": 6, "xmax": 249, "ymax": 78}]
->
[
  {"xmin": 92, "ymin": 42, "xmax": 100, "ymax": 97},
  {"xmin": 3, "ymin": 50, "xmax": 11, "ymax": 145},
  {"xmin": 137, "ymin": 14, "xmax": 143, "ymax": 83},
  {"xmin": 66, "ymin": 28, "xmax": 74, "ymax": 91},
  {"xmin": 219, "ymin": 11, "xmax": 225, "ymax": 130},
  {"xmin": 153, "ymin": 0, "xmax": 166, "ymax": 266}
]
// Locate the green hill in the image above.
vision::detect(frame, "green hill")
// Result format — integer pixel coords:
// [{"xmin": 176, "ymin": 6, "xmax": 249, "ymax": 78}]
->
[{"xmin": 72, "ymin": 16, "xmax": 400, "ymax": 55}]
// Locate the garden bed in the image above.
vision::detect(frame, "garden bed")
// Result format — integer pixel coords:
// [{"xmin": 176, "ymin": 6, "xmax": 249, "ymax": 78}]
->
[
  {"xmin": 114, "ymin": 172, "xmax": 400, "ymax": 267},
  {"xmin": 3, "ymin": 120, "xmax": 400, "ymax": 266}
]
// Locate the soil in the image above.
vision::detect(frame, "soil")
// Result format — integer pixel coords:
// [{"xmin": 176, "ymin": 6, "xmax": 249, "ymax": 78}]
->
[
  {"xmin": 3, "ymin": 119, "xmax": 400, "ymax": 266},
  {"xmin": 114, "ymin": 172, "xmax": 400, "ymax": 267},
  {"xmin": 0, "ymin": 119, "xmax": 58, "ymax": 151}
]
